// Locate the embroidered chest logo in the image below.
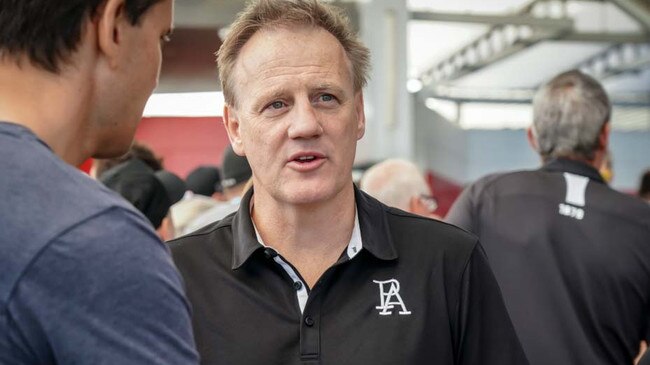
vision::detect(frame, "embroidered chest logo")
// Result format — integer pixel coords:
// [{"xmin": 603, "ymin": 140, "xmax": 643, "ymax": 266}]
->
[{"xmin": 373, "ymin": 279, "xmax": 411, "ymax": 316}]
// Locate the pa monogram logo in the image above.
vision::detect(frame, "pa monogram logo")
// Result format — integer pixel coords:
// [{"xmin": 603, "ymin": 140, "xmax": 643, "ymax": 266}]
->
[{"xmin": 373, "ymin": 279, "xmax": 411, "ymax": 316}]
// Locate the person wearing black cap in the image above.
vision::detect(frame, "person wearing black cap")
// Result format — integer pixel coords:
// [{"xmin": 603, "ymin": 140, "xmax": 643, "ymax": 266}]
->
[
  {"xmin": 185, "ymin": 165, "xmax": 223, "ymax": 198},
  {"xmin": 447, "ymin": 70, "xmax": 650, "ymax": 365},
  {"xmin": 96, "ymin": 141, "xmax": 187, "ymax": 240},
  {"xmin": 167, "ymin": 1, "xmax": 527, "ymax": 364},
  {"xmin": 99, "ymin": 158, "xmax": 172, "ymax": 230},
  {"xmin": 182, "ymin": 144, "xmax": 252, "ymax": 235}
]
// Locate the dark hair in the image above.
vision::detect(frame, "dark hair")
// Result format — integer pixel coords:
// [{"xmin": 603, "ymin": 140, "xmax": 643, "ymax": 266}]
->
[
  {"xmin": 0, "ymin": 0, "xmax": 163, "ymax": 73},
  {"xmin": 94, "ymin": 141, "xmax": 163, "ymax": 178}
]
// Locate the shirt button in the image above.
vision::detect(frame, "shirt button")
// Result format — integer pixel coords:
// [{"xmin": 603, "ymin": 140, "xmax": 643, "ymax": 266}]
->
[
  {"xmin": 263, "ymin": 248, "xmax": 278, "ymax": 259},
  {"xmin": 293, "ymin": 281, "xmax": 303, "ymax": 291},
  {"xmin": 304, "ymin": 315, "xmax": 315, "ymax": 327}
]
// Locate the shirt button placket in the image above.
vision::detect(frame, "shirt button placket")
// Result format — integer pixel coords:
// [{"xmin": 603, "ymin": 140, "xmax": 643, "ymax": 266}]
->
[
  {"xmin": 300, "ymin": 290, "xmax": 321, "ymax": 362},
  {"xmin": 293, "ymin": 281, "xmax": 303, "ymax": 291}
]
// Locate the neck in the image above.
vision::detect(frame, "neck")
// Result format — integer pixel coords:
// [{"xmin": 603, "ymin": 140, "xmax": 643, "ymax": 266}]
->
[
  {"xmin": 0, "ymin": 59, "xmax": 95, "ymax": 166},
  {"xmin": 543, "ymin": 154, "xmax": 600, "ymax": 170},
  {"xmin": 251, "ymin": 182, "xmax": 357, "ymax": 287}
]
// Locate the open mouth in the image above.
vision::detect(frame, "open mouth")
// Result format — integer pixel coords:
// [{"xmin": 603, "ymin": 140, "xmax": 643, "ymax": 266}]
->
[
  {"xmin": 295, "ymin": 155, "xmax": 317, "ymax": 163},
  {"xmin": 288, "ymin": 153, "xmax": 326, "ymax": 171}
]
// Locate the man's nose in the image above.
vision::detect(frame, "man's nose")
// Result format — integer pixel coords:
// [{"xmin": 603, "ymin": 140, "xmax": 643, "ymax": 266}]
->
[{"xmin": 287, "ymin": 100, "xmax": 323, "ymax": 139}]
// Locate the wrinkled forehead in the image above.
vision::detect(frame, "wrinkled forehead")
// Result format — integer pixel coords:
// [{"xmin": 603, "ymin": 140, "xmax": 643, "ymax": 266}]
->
[{"xmin": 229, "ymin": 25, "xmax": 354, "ymax": 102}]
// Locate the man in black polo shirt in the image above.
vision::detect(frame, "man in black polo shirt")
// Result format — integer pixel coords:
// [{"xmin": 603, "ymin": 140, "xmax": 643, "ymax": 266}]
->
[
  {"xmin": 169, "ymin": 1, "xmax": 527, "ymax": 364},
  {"xmin": 447, "ymin": 70, "xmax": 650, "ymax": 365}
]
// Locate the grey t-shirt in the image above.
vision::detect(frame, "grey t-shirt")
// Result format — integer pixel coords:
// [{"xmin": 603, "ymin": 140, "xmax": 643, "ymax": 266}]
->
[{"xmin": 0, "ymin": 122, "xmax": 199, "ymax": 364}]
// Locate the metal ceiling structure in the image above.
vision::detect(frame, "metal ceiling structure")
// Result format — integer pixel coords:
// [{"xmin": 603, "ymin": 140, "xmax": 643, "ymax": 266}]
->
[
  {"xmin": 414, "ymin": 0, "xmax": 650, "ymax": 103},
  {"xmin": 155, "ymin": 0, "xmax": 649, "ymax": 129}
]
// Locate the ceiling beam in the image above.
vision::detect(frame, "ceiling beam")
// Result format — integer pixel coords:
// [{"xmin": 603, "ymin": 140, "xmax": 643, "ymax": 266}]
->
[
  {"xmin": 561, "ymin": 32, "xmax": 650, "ymax": 43},
  {"xmin": 416, "ymin": 0, "xmax": 576, "ymax": 86},
  {"xmin": 608, "ymin": 0, "xmax": 650, "ymax": 32},
  {"xmin": 410, "ymin": 11, "xmax": 573, "ymax": 28},
  {"xmin": 576, "ymin": 43, "xmax": 650, "ymax": 80},
  {"xmin": 423, "ymin": 86, "xmax": 650, "ymax": 107}
]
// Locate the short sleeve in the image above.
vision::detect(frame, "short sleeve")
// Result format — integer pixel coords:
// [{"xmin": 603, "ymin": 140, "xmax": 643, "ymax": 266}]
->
[
  {"xmin": 6, "ymin": 207, "xmax": 199, "ymax": 364},
  {"xmin": 455, "ymin": 243, "xmax": 529, "ymax": 365}
]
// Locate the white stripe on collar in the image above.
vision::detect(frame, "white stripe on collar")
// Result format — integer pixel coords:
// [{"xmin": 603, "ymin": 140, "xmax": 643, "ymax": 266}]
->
[
  {"xmin": 250, "ymin": 201, "xmax": 363, "ymax": 314},
  {"xmin": 346, "ymin": 209, "xmax": 362, "ymax": 259}
]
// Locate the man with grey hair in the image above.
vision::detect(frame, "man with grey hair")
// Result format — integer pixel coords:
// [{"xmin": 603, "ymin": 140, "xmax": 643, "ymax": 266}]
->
[
  {"xmin": 169, "ymin": 0, "xmax": 527, "ymax": 364},
  {"xmin": 447, "ymin": 70, "xmax": 650, "ymax": 365},
  {"xmin": 360, "ymin": 158, "xmax": 439, "ymax": 218}
]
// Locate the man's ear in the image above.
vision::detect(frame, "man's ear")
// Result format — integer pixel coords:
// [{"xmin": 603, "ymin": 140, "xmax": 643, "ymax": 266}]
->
[
  {"xmin": 598, "ymin": 122, "xmax": 610, "ymax": 152},
  {"xmin": 223, "ymin": 105, "xmax": 244, "ymax": 156},
  {"xmin": 95, "ymin": 0, "xmax": 128, "ymax": 69},
  {"xmin": 354, "ymin": 92, "xmax": 366, "ymax": 140},
  {"xmin": 527, "ymin": 126, "xmax": 539, "ymax": 153}
]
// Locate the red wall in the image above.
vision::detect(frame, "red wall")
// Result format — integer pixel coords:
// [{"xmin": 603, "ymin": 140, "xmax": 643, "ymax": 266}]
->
[
  {"xmin": 426, "ymin": 171, "xmax": 464, "ymax": 218},
  {"xmin": 134, "ymin": 117, "xmax": 230, "ymax": 178}
]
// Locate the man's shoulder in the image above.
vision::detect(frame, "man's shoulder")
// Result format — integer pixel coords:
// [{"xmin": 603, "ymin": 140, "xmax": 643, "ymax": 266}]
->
[
  {"xmin": 4, "ymin": 208, "xmax": 197, "ymax": 365},
  {"xmin": 469, "ymin": 169, "xmax": 537, "ymax": 193},
  {"xmin": 0, "ymin": 126, "xmax": 158, "ymax": 308},
  {"xmin": 0, "ymin": 123, "xmax": 133, "ymax": 214},
  {"xmin": 182, "ymin": 202, "xmax": 239, "ymax": 235},
  {"xmin": 591, "ymin": 182, "xmax": 650, "ymax": 226},
  {"xmin": 169, "ymin": 215, "xmax": 235, "ymax": 255},
  {"xmin": 383, "ymin": 205, "xmax": 479, "ymax": 259}
]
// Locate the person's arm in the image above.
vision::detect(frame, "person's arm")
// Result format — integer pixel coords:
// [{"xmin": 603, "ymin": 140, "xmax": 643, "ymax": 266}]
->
[
  {"xmin": 454, "ymin": 243, "xmax": 529, "ymax": 365},
  {"xmin": 7, "ymin": 207, "xmax": 199, "ymax": 364}
]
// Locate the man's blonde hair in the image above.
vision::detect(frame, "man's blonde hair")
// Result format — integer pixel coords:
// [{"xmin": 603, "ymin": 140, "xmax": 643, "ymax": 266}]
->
[{"xmin": 217, "ymin": 0, "xmax": 370, "ymax": 107}]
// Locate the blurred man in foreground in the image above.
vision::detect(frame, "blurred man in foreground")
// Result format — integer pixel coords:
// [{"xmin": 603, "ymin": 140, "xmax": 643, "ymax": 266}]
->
[
  {"xmin": 447, "ymin": 70, "xmax": 650, "ymax": 365},
  {"xmin": 169, "ymin": 0, "xmax": 527, "ymax": 364},
  {"xmin": 0, "ymin": 0, "xmax": 198, "ymax": 363}
]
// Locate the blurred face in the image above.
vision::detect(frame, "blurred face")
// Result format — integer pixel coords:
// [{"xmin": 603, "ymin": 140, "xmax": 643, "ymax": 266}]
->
[
  {"xmin": 94, "ymin": 0, "xmax": 173, "ymax": 157},
  {"xmin": 224, "ymin": 26, "xmax": 365, "ymax": 207}
]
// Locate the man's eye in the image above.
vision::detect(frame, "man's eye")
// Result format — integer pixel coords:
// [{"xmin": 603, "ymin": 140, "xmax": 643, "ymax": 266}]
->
[
  {"xmin": 270, "ymin": 101, "xmax": 285, "ymax": 109},
  {"xmin": 321, "ymin": 94, "xmax": 334, "ymax": 102}
]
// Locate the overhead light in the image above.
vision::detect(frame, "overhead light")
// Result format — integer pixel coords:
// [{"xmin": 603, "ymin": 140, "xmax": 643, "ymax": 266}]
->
[
  {"xmin": 425, "ymin": 97, "xmax": 458, "ymax": 122},
  {"xmin": 407, "ymin": 78, "xmax": 423, "ymax": 93},
  {"xmin": 143, "ymin": 92, "xmax": 224, "ymax": 117}
]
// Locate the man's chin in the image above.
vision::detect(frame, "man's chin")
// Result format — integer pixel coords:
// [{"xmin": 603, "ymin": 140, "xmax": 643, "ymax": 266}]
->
[
  {"xmin": 277, "ymin": 184, "xmax": 345, "ymax": 207},
  {"xmin": 92, "ymin": 139, "xmax": 133, "ymax": 159}
]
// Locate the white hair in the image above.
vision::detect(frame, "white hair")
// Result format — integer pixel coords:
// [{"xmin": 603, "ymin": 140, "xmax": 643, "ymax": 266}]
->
[
  {"xmin": 532, "ymin": 70, "xmax": 611, "ymax": 161},
  {"xmin": 359, "ymin": 159, "xmax": 430, "ymax": 211}
]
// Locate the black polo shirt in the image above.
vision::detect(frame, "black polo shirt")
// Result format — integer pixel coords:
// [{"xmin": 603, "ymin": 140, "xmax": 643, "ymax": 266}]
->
[
  {"xmin": 447, "ymin": 158, "xmax": 650, "ymax": 365},
  {"xmin": 169, "ymin": 187, "xmax": 528, "ymax": 365}
]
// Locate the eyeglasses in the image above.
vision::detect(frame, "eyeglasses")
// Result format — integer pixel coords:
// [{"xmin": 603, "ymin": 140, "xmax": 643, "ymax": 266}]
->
[{"xmin": 419, "ymin": 194, "xmax": 438, "ymax": 213}]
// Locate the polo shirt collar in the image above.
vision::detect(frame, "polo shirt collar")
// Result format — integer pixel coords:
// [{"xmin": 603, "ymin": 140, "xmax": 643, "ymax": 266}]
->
[
  {"xmin": 230, "ymin": 185, "xmax": 398, "ymax": 269},
  {"xmin": 231, "ymin": 188, "xmax": 260, "ymax": 269},
  {"xmin": 541, "ymin": 158, "xmax": 605, "ymax": 184},
  {"xmin": 354, "ymin": 186, "xmax": 398, "ymax": 261}
]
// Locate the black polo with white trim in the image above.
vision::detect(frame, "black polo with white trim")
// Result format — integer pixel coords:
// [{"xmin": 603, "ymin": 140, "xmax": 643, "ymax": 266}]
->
[
  {"xmin": 447, "ymin": 158, "xmax": 650, "ymax": 365},
  {"xmin": 169, "ymin": 186, "xmax": 528, "ymax": 365}
]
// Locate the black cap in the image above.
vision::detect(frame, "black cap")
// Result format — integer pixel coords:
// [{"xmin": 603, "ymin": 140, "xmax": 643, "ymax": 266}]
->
[
  {"xmin": 99, "ymin": 158, "xmax": 171, "ymax": 229},
  {"xmin": 186, "ymin": 166, "xmax": 221, "ymax": 196},
  {"xmin": 155, "ymin": 170, "xmax": 186, "ymax": 205},
  {"xmin": 221, "ymin": 145, "xmax": 252, "ymax": 189}
]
